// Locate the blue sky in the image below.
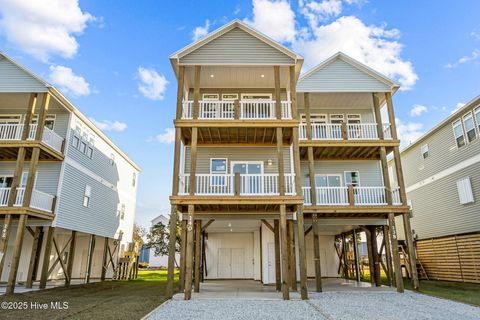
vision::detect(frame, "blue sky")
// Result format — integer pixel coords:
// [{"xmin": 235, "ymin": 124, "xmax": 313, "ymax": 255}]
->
[{"xmin": 0, "ymin": 0, "xmax": 479, "ymax": 227}]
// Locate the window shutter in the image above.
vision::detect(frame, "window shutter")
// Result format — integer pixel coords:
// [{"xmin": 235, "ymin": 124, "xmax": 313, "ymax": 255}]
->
[{"xmin": 457, "ymin": 177, "xmax": 474, "ymax": 204}]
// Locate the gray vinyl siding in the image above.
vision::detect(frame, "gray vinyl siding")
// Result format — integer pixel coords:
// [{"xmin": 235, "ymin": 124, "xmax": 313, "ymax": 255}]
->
[
  {"xmin": 55, "ymin": 163, "xmax": 120, "ymax": 238},
  {"xmin": 396, "ymin": 163, "xmax": 480, "ymax": 240},
  {"xmin": 0, "ymin": 161, "xmax": 61, "ymax": 195},
  {"xmin": 299, "ymin": 160, "xmax": 383, "ymax": 187},
  {"xmin": 0, "ymin": 56, "xmax": 48, "ymax": 92},
  {"xmin": 179, "ymin": 27, "xmax": 295, "ymax": 65},
  {"xmin": 297, "ymin": 59, "xmax": 391, "ymax": 92},
  {"xmin": 401, "ymin": 116, "xmax": 480, "ymax": 187},
  {"xmin": 184, "ymin": 147, "xmax": 292, "ymax": 174},
  {"xmin": 66, "ymin": 129, "xmax": 120, "ymax": 187},
  {"xmin": 296, "ymin": 108, "xmax": 375, "ymax": 123}
]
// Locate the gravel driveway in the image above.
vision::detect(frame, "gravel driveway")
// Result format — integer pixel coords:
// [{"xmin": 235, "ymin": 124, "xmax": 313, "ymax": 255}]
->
[{"xmin": 145, "ymin": 292, "xmax": 480, "ymax": 320}]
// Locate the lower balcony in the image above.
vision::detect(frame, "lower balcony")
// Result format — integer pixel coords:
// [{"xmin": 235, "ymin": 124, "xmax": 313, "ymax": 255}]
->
[
  {"xmin": 178, "ymin": 173, "xmax": 296, "ymax": 196},
  {"xmin": 301, "ymin": 186, "xmax": 402, "ymax": 206},
  {"xmin": 0, "ymin": 187, "xmax": 56, "ymax": 213}
]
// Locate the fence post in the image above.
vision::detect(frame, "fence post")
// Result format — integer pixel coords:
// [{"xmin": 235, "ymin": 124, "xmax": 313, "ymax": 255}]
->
[{"xmin": 234, "ymin": 173, "xmax": 241, "ymax": 196}]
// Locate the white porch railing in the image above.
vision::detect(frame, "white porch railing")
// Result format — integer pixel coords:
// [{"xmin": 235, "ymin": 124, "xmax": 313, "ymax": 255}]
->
[
  {"xmin": 313, "ymin": 123, "xmax": 342, "ymax": 140},
  {"xmin": 199, "ymin": 100, "xmax": 235, "ymax": 119},
  {"xmin": 302, "ymin": 187, "xmax": 311, "ymax": 205},
  {"xmin": 240, "ymin": 100, "xmax": 276, "ymax": 119},
  {"xmin": 383, "ymin": 124, "xmax": 393, "ymax": 139},
  {"xmin": 392, "ymin": 186, "xmax": 401, "ymax": 205},
  {"xmin": 347, "ymin": 123, "xmax": 378, "ymax": 140},
  {"xmin": 354, "ymin": 186, "xmax": 387, "ymax": 205},
  {"xmin": 316, "ymin": 187, "xmax": 349, "ymax": 205},
  {"xmin": 0, "ymin": 124, "xmax": 63, "ymax": 152},
  {"xmin": 0, "ymin": 187, "xmax": 54, "ymax": 212},
  {"xmin": 299, "ymin": 123, "xmax": 307, "ymax": 140},
  {"xmin": 178, "ymin": 173, "xmax": 296, "ymax": 196},
  {"xmin": 182, "ymin": 101, "xmax": 193, "ymax": 119},
  {"xmin": 281, "ymin": 101, "xmax": 292, "ymax": 119}
]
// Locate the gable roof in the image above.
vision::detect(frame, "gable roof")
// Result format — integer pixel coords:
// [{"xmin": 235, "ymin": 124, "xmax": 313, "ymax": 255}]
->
[
  {"xmin": 297, "ymin": 52, "xmax": 400, "ymax": 93},
  {"xmin": 0, "ymin": 52, "xmax": 140, "ymax": 171},
  {"xmin": 170, "ymin": 19, "xmax": 303, "ymax": 75}
]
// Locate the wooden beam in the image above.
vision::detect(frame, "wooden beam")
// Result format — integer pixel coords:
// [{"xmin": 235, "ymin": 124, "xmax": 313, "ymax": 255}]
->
[
  {"xmin": 304, "ymin": 225, "xmax": 313, "ymax": 236},
  {"xmin": 388, "ymin": 213, "xmax": 404, "ymax": 292},
  {"xmin": 370, "ymin": 226, "xmax": 381, "ymax": 286},
  {"xmin": 385, "ymin": 92, "xmax": 398, "ymax": 140},
  {"xmin": 0, "ymin": 214, "xmax": 13, "ymax": 278},
  {"xmin": 184, "ymin": 205, "xmax": 195, "ymax": 300},
  {"xmin": 403, "ymin": 213, "xmax": 420, "ymax": 291},
  {"xmin": 296, "ymin": 206, "xmax": 308, "ymax": 299},
  {"xmin": 39, "ymin": 227, "xmax": 54, "ymax": 289},
  {"xmin": 176, "ymin": 66, "xmax": 185, "ymax": 119},
  {"xmin": 276, "ymin": 127, "xmax": 285, "ymax": 196},
  {"xmin": 34, "ymin": 93, "xmax": 50, "ymax": 141},
  {"xmin": 101, "ymin": 237, "xmax": 108, "ymax": 281},
  {"xmin": 307, "ymin": 147, "xmax": 317, "ymax": 205},
  {"xmin": 22, "ymin": 147, "xmax": 40, "ymax": 207},
  {"xmin": 341, "ymin": 233, "xmax": 349, "ymax": 279},
  {"xmin": 6, "ymin": 215, "xmax": 28, "ymax": 294},
  {"xmin": 194, "ymin": 220, "xmax": 201, "ymax": 292},
  {"xmin": 393, "ymin": 146, "xmax": 407, "ymax": 205},
  {"xmin": 352, "ymin": 229, "xmax": 361, "ymax": 282},
  {"xmin": 304, "ymin": 93, "xmax": 311, "ymax": 139},
  {"xmin": 167, "ymin": 205, "xmax": 178, "ymax": 298},
  {"xmin": 171, "ymin": 128, "xmax": 182, "ymax": 196},
  {"xmin": 383, "ymin": 225, "xmax": 394, "ymax": 287},
  {"xmin": 274, "ymin": 219, "xmax": 281, "ymax": 291},
  {"xmin": 25, "ymin": 227, "xmax": 41, "ymax": 288},
  {"xmin": 379, "ymin": 146, "xmax": 393, "ymax": 205},
  {"xmin": 202, "ymin": 219, "xmax": 215, "ymax": 231},
  {"xmin": 52, "ymin": 237, "xmax": 69, "ymax": 284},
  {"xmin": 179, "ymin": 219, "xmax": 187, "ymax": 292},
  {"xmin": 372, "ymin": 93, "xmax": 384, "ymax": 140},
  {"xmin": 261, "ymin": 219, "xmax": 274, "ymax": 233},
  {"xmin": 7, "ymin": 148, "xmax": 26, "ymax": 207},
  {"xmin": 85, "ymin": 234, "xmax": 96, "ymax": 283},
  {"xmin": 274, "ymin": 66, "xmax": 281, "ymax": 119},
  {"xmin": 279, "ymin": 205, "xmax": 289, "ymax": 299},
  {"xmin": 312, "ymin": 213, "xmax": 322, "ymax": 292},
  {"xmin": 288, "ymin": 220, "xmax": 297, "ymax": 291},
  {"xmin": 192, "ymin": 66, "xmax": 201, "ymax": 119},
  {"xmin": 365, "ymin": 227, "xmax": 375, "ymax": 285},
  {"xmin": 189, "ymin": 128, "xmax": 198, "ymax": 196}
]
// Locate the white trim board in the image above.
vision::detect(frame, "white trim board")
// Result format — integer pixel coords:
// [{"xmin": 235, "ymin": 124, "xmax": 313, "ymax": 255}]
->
[{"xmin": 406, "ymin": 152, "xmax": 480, "ymax": 193}]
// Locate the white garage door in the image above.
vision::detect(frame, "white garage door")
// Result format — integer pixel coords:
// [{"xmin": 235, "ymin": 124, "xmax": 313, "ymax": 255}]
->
[{"xmin": 217, "ymin": 248, "xmax": 246, "ymax": 278}]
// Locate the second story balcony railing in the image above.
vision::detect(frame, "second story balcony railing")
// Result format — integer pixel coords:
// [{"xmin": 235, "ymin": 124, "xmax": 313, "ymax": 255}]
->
[
  {"xmin": 0, "ymin": 187, "xmax": 55, "ymax": 213},
  {"xmin": 299, "ymin": 123, "xmax": 393, "ymax": 141},
  {"xmin": 302, "ymin": 186, "xmax": 402, "ymax": 206},
  {"xmin": 181, "ymin": 100, "xmax": 292, "ymax": 120},
  {"xmin": 178, "ymin": 173, "xmax": 296, "ymax": 196},
  {"xmin": 0, "ymin": 124, "xmax": 64, "ymax": 153}
]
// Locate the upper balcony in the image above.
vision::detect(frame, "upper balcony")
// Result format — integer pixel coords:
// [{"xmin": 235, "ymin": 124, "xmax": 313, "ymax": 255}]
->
[
  {"xmin": 181, "ymin": 99, "xmax": 292, "ymax": 120},
  {"xmin": 299, "ymin": 122, "xmax": 392, "ymax": 141},
  {"xmin": 0, "ymin": 124, "xmax": 64, "ymax": 152}
]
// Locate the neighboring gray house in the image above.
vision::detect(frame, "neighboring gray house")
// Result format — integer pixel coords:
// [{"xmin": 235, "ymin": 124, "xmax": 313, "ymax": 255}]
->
[
  {"xmin": 0, "ymin": 53, "xmax": 141, "ymax": 293},
  {"xmin": 389, "ymin": 95, "xmax": 480, "ymax": 283}
]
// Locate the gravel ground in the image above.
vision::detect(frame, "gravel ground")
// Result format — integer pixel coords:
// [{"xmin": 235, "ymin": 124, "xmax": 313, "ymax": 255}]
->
[
  {"xmin": 146, "ymin": 292, "xmax": 480, "ymax": 320},
  {"xmin": 145, "ymin": 299, "xmax": 324, "ymax": 320}
]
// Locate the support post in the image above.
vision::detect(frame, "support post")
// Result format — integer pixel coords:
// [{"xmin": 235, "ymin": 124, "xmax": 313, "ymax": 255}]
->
[
  {"xmin": 25, "ymin": 227, "xmax": 42, "ymax": 288},
  {"xmin": 372, "ymin": 93, "xmax": 384, "ymax": 139},
  {"xmin": 34, "ymin": 93, "xmax": 50, "ymax": 141},
  {"xmin": 388, "ymin": 213, "xmax": 404, "ymax": 293},
  {"xmin": 189, "ymin": 128, "xmax": 198, "ymax": 196},
  {"xmin": 85, "ymin": 234, "xmax": 95, "ymax": 284},
  {"xmin": 101, "ymin": 237, "xmax": 108, "ymax": 281},
  {"xmin": 365, "ymin": 228, "xmax": 375, "ymax": 285},
  {"xmin": 274, "ymin": 219, "xmax": 281, "ymax": 291},
  {"xmin": 403, "ymin": 214, "xmax": 420, "ymax": 291},
  {"xmin": 352, "ymin": 229, "xmax": 361, "ymax": 282},
  {"xmin": 65, "ymin": 230, "xmax": 77, "ymax": 287},
  {"xmin": 276, "ymin": 127, "xmax": 285, "ymax": 196},
  {"xmin": 22, "ymin": 147, "xmax": 40, "ymax": 207},
  {"xmin": 192, "ymin": 66, "xmax": 201, "ymax": 119},
  {"xmin": 341, "ymin": 233, "xmax": 349, "ymax": 279},
  {"xmin": 369, "ymin": 226, "xmax": 381, "ymax": 286},
  {"xmin": 304, "ymin": 93, "xmax": 312, "ymax": 140},
  {"xmin": 288, "ymin": 220, "xmax": 297, "ymax": 291},
  {"xmin": 312, "ymin": 213, "xmax": 322, "ymax": 292},
  {"xmin": 274, "ymin": 66, "xmax": 282, "ymax": 119},
  {"xmin": 6, "ymin": 215, "xmax": 28, "ymax": 294},
  {"xmin": 296, "ymin": 206, "xmax": 308, "ymax": 299},
  {"xmin": 166, "ymin": 205, "xmax": 178, "ymax": 298},
  {"xmin": 179, "ymin": 219, "xmax": 187, "ymax": 292},
  {"xmin": 184, "ymin": 205, "xmax": 195, "ymax": 300},
  {"xmin": 194, "ymin": 220, "xmax": 201, "ymax": 292},
  {"xmin": 39, "ymin": 227, "xmax": 54, "ymax": 289},
  {"xmin": 175, "ymin": 66, "xmax": 185, "ymax": 119},
  {"xmin": 0, "ymin": 215, "xmax": 13, "ymax": 279},
  {"xmin": 279, "ymin": 205, "xmax": 289, "ymax": 300},
  {"xmin": 307, "ymin": 147, "xmax": 316, "ymax": 205},
  {"xmin": 383, "ymin": 225, "xmax": 394, "ymax": 286}
]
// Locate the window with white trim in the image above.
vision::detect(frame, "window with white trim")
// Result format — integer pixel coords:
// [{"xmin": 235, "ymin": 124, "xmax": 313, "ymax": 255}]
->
[
  {"xmin": 474, "ymin": 106, "xmax": 480, "ymax": 132},
  {"xmin": 421, "ymin": 144, "xmax": 429, "ymax": 159},
  {"xmin": 344, "ymin": 171, "xmax": 360, "ymax": 187},
  {"xmin": 452, "ymin": 120, "xmax": 466, "ymax": 148},
  {"xmin": 457, "ymin": 177, "xmax": 474, "ymax": 204},
  {"xmin": 31, "ymin": 114, "xmax": 56, "ymax": 130},
  {"xmin": 210, "ymin": 158, "xmax": 227, "ymax": 186},
  {"xmin": 330, "ymin": 114, "xmax": 345, "ymax": 124},
  {"xmin": 72, "ymin": 135, "xmax": 80, "ymax": 148},
  {"xmin": 347, "ymin": 114, "xmax": 361, "ymax": 124},
  {"xmin": 462, "ymin": 112, "xmax": 477, "ymax": 142},
  {"xmin": 83, "ymin": 185, "xmax": 91, "ymax": 207}
]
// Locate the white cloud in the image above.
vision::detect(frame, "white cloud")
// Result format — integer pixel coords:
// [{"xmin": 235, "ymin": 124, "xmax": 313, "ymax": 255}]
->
[
  {"xmin": 396, "ymin": 118, "xmax": 424, "ymax": 146},
  {"xmin": 451, "ymin": 102, "xmax": 466, "ymax": 114},
  {"xmin": 444, "ymin": 49, "xmax": 480, "ymax": 68},
  {"xmin": 244, "ymin": 0, "xmax": 296, "ymax": 43},
  {"xmin": 151, "ymin": 128, "xmax": 175, "ymax": 144},
  {"xmin": 49, "ymin": 65, "xmax": 90, "ymax": 97},
  {"xmin": 137, "ymin": 67, "xmax": 169, "ymax": 101},
  {"xmin": 294, "ymin": 16, "xmax": 417, "ymax": 90},
  {"xmin": 302, "ymin": 0, "xmax": 343, "ymax": 23},
  {"xmin": 192, "ymin": 19, "xmax": 210, "ymax": 41},
  {"xmin": 409, "ymin": 104, "xmax": 428, "ymax": 117},
  {"xmin": 471, "ymin": 31, "xmax": 480, "ymax": 40},
  {"xmin": 90, "ymin": 118, "xmax": 127, "ymax": 132},
  {"xmin": 0, "ymin": 0, "xmax": 94, "ymax": 61}
]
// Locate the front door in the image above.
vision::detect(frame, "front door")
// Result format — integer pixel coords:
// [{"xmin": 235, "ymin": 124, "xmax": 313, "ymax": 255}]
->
[
  {"xmin": 267, "ymin": 242, "xmax": 276, "ymax": 283},
  {"xmin": 231, "ymin": 162, "xmax": 263, "ymax": 194}
]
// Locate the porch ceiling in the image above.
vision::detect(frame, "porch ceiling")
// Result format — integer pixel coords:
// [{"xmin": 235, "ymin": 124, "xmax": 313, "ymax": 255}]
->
[
  {"xmin": 297, "ymin": 92, "xmax": 385, "ymax": 110},
  {"xmin": 0, "ymin": 92, "xmax": 67, "ymax": 112}
]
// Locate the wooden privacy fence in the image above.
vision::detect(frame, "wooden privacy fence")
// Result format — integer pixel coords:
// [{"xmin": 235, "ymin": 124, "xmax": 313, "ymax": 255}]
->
[{"xmin": 416, "ymin": 233, "xmax": 480, "ymax": 283}]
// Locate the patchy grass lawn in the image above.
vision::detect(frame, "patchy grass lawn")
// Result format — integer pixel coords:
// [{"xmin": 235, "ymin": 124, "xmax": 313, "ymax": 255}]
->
[
  {"xmin": 1, "ymin": 270, "xmax": 178, "ymax": 320},
  {"xmin": 360, "ymin": 269, "xmax": 480, "ymax": 307}
]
